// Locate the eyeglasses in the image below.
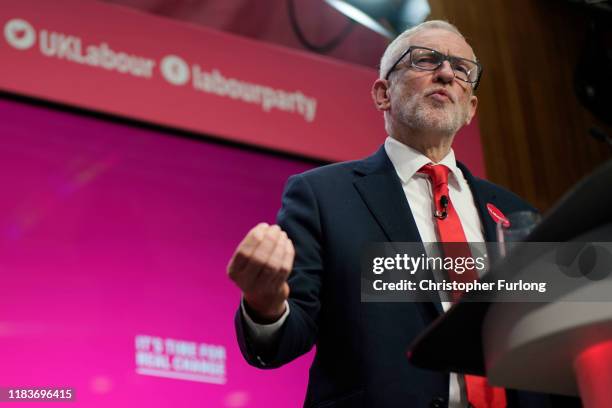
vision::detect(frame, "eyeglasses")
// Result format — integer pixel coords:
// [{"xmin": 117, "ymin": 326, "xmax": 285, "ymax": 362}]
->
[{"xmin": 384, "ymin": 46, "xmax": 483, "ymax": 90}]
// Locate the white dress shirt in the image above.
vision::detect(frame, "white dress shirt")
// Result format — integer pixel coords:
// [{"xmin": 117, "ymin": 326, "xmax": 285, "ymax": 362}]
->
[
  {"xmin": 384, "ymin": 136, "xmax": 484, "ymax": 244},
  {"xmin": 242, "ymin": 136, "xmax": 486, "ymax": 407},
  {"xmin": 385, "ymin": 136, "xmax": 485, "ymax": 408}
]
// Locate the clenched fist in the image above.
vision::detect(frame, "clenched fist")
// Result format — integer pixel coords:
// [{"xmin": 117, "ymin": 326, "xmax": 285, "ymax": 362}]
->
[{"xmin": 227, "ymin": 223, "xmax": 295, "ymax": 323}]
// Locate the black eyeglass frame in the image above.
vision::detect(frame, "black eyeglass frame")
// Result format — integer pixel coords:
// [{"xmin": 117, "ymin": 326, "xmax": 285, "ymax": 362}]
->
[{"xmin": 384, "ymin": 45, "xmax": 483, "ymax": 90}]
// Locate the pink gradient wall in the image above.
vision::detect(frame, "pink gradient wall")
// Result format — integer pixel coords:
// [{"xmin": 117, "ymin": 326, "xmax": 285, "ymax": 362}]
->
[{"xmin": 0, "ymin": 97, "xmax": 315, "ymax": 407}]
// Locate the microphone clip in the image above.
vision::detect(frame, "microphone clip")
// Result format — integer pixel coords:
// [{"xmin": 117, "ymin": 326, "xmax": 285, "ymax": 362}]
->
[
  {"xmin": 435, "ymin": 195, "xmax": 449, "ymax": 220},
  {"xmin": 434, "ymin": 210, "xmax": 447, "ymax": 220}
]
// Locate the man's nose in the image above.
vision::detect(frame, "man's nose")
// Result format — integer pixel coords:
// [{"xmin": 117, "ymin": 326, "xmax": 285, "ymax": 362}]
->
[{"xmin": 432, "ymin": 60, "xmax": 455, "ymax": 84}]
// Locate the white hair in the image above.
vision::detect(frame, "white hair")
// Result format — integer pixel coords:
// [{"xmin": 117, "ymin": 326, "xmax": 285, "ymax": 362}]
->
[{"xmin": 378, "ymin": 20, "xmax": 473, "ymax": 79}]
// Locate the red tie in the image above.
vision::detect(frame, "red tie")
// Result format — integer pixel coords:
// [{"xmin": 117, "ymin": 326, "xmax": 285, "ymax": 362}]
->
[{"xmin": 418, "ymin": 164, "xmax": 506, "ymax": 408}]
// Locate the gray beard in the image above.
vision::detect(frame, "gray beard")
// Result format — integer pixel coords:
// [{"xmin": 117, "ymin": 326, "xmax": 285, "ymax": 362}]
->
[{"xmin": 399, "ymin": 97, "xmax": 468, "ymax": 137}]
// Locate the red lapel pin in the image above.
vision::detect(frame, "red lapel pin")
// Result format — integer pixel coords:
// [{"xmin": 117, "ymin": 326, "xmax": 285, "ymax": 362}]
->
[{"xmin": 486, "ymin": 203, "xmax": 510, "ymax": 227}]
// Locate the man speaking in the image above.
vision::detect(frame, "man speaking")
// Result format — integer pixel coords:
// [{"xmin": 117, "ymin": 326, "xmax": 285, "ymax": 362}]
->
[{"xmin": 227, "ymin": 20, "xmax": 557, "ymax": 408}]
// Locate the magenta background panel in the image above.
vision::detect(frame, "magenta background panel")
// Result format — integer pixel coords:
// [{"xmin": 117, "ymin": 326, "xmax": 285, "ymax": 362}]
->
[{"xmin": 0, "ymin": 97, "xmax": 314, "ymax": 407}]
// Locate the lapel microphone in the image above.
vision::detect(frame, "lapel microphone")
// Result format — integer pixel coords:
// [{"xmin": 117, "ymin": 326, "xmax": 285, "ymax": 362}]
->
[{"xmin": 435, "ymin": 195, "xmax": 449, "ymax": 220}]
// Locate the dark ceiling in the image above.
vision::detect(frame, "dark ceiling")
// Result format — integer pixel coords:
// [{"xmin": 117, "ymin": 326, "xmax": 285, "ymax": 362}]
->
[{"xmin": 100, "ymin": 0, "xmax": 389, "ymax": 69}]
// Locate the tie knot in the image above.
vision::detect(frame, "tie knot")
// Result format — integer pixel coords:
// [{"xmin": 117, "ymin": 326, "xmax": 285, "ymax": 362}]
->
[{"xmin": 418, "ymin": 164, "xmax": 450, "ymax": 187}]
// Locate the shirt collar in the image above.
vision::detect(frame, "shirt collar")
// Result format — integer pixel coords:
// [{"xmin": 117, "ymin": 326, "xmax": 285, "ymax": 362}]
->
[{"xmin": 384, "ymin": 136, "xmax": 463, "ymax": 190}]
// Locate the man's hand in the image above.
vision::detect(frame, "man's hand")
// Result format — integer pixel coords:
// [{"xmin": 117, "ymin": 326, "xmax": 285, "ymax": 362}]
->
[{"xmin": 227, "ymin": 223, "xmax": 295, "ymax": 324}]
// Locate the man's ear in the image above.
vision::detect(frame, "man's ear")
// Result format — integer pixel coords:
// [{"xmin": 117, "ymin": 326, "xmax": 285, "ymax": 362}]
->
[
  {"xmin": 372, "ymin": 79, "xmax": 391, "ymax": 112},
  {"xmin": 465, "ymin": 94, "xmax": 478, "ymax": 125}
]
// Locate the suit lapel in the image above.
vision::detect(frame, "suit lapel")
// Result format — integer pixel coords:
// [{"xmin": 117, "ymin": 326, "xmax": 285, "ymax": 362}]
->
[
  {"xmin": 353, "ymin": 150, "xmax": 496, "ymax": 243},
  {"xmin": 352, "ymin": 149, "xmax": 501, "ymax": 316},
  {"xmin": 353, "ymin": 146, "xmax": 442, "ymax": 317},
  {"xmin": 353, "ymin": 146, "xmax": 422, "ymax": 243},
  {"xmin": 457, "ymin": 162, "xmax": 499, "ymax": 242}
]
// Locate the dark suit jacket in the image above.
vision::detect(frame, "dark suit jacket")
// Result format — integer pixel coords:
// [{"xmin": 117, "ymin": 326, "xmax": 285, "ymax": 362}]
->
[{"xmin": 235, "ymin": 146, "xmax": 580, "ymax": 408}]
